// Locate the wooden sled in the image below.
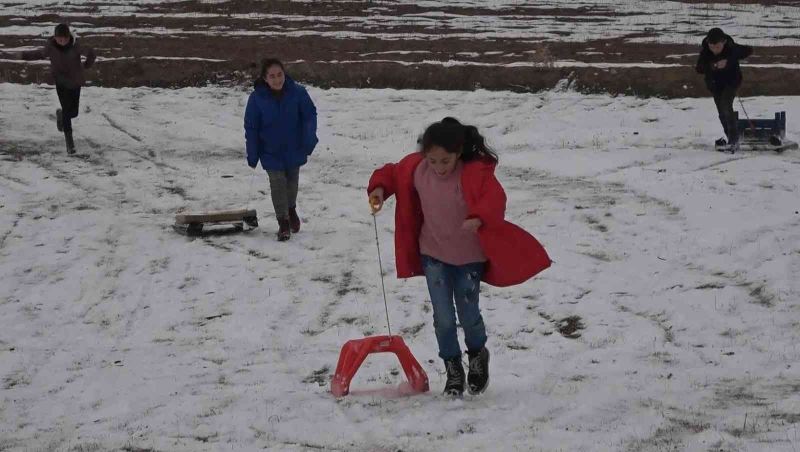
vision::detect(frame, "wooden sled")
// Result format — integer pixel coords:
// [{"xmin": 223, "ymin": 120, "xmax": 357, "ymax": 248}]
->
[
  {"xmin": 734, "ymin": 111, "xmax": 798, "ymax": 153},
  {"xmin": 173, "ymin": 209, "xmax": 258, "ymax": 236}
]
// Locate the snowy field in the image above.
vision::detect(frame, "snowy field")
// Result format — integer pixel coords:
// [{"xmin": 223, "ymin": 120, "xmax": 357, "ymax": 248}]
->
[
  {"xmin": 1, "ymin": 0, "xmax": 799, "ymax": 46},
  {"xmin": 1, "ymin": 82, "xmax": 800, "ymax": 451}
]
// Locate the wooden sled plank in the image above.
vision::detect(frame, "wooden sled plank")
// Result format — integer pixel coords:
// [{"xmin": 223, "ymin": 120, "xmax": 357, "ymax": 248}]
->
[
  {"xmin": 173, "ymin": 222, "xmax": 246, "ymax": 237},
  {"xmin": 175, "ymin": 209, "xmax": 257, "ymax": 225}
]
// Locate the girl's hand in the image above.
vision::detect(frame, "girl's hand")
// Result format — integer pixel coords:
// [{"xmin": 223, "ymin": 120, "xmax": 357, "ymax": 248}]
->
[
  {"xmin": 368, "ymin": 188, "xmax": 384, "ymax": 214},
  {"xmin": 715, "ymin": 59, "xmax": 727, "ymax": 69},
  {"xmin": 462, "ymin": 218, "xmax": 482, "ymax": 233}
]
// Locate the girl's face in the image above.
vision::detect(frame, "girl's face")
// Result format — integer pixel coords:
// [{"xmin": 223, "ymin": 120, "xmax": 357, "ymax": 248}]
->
[
  {"xmin": 424, "ymin": 145, "xmax": 460, "ymax": 177},
  {"xmin": 708, "ymin": 40, "xmax": 725, "ymax": 55},
  {"xmin": 265, "ymin": 65, "xmax": 285, "ymax": 91},
  {"xmin": 54, "ymin": 35, "xmax": 70, "ymax": 46}
]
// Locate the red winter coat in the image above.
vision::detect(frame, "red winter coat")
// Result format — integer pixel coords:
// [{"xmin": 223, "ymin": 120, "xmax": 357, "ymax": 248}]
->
[{"xmin": 367, "ymin": 152, "xmax": 550, "ymax": 287}]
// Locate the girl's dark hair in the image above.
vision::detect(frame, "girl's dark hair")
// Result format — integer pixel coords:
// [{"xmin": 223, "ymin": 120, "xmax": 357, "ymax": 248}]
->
[
  {"xmin": 420, "ymin": 117, "xmax": 498, "ymax": 164},
  {"xmin": 259, "ymin": 58, "xmax": 285, "ymax": 79},
  {"xmin": 706, "ymin": 27, "xmax": 726, "ymax": 44},
  {"xmin": 54, "ymin": 23, "xmax": 70, "ymax": 38}
]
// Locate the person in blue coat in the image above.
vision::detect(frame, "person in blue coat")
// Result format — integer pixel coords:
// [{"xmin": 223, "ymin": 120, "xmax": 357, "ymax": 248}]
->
[{"xmin": 244, "ymin": 58, "xmax": 318, "ymax": 241}]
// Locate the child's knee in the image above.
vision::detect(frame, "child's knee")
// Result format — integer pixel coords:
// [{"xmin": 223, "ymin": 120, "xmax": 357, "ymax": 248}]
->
[
  {"xmin": 455, "ymin": 272, "xmax": 480, "ymax": 298},
  {"xmin": 432, "ymin": 312, "xmax": 456, "ymax": 332}
]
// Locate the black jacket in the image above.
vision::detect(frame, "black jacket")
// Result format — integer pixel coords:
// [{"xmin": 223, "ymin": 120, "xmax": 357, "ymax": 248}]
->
[
  {"xmin": 22, "ymin": 36, "xmax": 95, "ymax": 89},
  {"xmin": 695, "ymin": 34, "xmax": 752, "ymax": 91}
]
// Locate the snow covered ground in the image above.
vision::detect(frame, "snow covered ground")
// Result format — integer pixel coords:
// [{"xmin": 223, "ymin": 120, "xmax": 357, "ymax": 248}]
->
[
  {"xmin": 2, "ymin": 0, "xmax": 799, "ymax": 46},
  {"xmin": 1, "ymin": 82, "xmax": 799, "ymax": 451}
]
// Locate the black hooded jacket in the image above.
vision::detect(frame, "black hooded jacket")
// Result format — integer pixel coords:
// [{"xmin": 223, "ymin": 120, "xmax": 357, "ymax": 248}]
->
[
  {"xmin": 695, "ymin": 33, "xmax": 753, "ymax": 91},
  {"xmin": 22, "ymin": 35, "xmax": 96, "ymax": 89}
]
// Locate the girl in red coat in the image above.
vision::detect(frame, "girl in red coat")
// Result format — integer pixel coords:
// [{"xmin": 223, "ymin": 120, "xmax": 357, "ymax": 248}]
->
[{"xmin": 367, "ymin": 117, "xmax": 550, "ymax": 396}]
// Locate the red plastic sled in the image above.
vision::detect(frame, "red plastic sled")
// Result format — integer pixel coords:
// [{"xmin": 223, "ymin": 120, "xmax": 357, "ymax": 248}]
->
[{"xmin": 330, "ymin": 335, "xmax": 429, "ymax": 397}]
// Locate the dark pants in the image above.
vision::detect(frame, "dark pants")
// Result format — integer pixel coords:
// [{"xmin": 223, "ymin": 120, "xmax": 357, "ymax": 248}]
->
[
  {"xmin": 266, "ymin": 167, "xmax": 300, "ymax": 220},
  {"xmin": 56, "ymin": 85, "xmax": 81, "ymax": 132},
  {"xmin": 712, "ymin": 85, "xmax": 738, "ymax": 144},
  {"xmin": 421, "ymin": 255, "xmax": 487, "ymax": 361}
]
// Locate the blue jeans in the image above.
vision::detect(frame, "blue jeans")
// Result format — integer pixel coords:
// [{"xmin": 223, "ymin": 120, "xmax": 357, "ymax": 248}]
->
[{"xmin": 421, "ymin": 255, "xmax": 487, "ymax": 361}]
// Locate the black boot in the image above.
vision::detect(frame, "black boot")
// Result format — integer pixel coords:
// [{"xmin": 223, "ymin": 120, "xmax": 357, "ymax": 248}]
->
[
  {"xmin": 276, "ymin": 217, "xmax": 291, "ymax": 241},
  {"xmin": 64, "ymin": 130, "xmax": 75, "ymax": 154},
  {"xmin": 443, "ymin": 357, "xmax": 465, "ymax": 397},
  {"xmin": 467, "ymin": 347, "xmax": 490, "ymax": 395},
  {"xmin": 289, "ymin": 207, "xmax": 301, "ymax": 233},
  {"xmin": 56, "ymin": 108, "xmax": 64, "ymax": 132}
]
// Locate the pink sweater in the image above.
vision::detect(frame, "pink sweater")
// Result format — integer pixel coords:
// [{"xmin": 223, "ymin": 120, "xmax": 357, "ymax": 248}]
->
[{"xmin": 413, "ymin": 159, "xmax": 486, "ymax": 265}]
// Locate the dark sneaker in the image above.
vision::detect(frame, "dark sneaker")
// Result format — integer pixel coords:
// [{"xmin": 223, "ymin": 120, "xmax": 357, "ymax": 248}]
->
[
  {"xmin": 719, "ymin": 136, "xmax": 740, "ymax": 154},
  {"xmin": 56, "ymin": 109, "xmax": 63, "ymax": 132},
  {"xmin": 277, "ymin": 217, "xmax": 291, "ymax": 241},
  {"xmin": 714, "ymin": 137, "xmax": 727, "ymax": 148},
  {"xmin": 443, "ymin": 357, "xmax": 465, "ymax": 397},
  {"xmin": 289, "ymin": 207, "xmax": 301, "ymax": 233},
  {"xmin": 467, "ymin": 347, "xmax": 490, "ymax": 395}
]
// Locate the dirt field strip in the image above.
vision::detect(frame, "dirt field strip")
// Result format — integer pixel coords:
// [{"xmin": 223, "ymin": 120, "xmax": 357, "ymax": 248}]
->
[{"xmin": 1, "ymin": 0, "xmax": 799, "ymax": 96}]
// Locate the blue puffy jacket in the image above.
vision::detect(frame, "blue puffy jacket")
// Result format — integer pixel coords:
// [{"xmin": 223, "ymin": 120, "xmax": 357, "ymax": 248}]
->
[{"xmin": 244, "ymin": 76, "xmax": 318, "ymax": 171}]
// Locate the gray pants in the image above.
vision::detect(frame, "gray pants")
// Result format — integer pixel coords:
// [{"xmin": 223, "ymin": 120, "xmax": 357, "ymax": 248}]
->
[{"xmin": 266, "ymin": 167, "xmax": 300, "ymax": 220}]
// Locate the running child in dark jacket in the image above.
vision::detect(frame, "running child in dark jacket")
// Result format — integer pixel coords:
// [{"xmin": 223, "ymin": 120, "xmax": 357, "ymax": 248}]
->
[
  {"xmin": 367, "ymin": 118, "xmax": 550, "ymax": 396},
  {"xmin": 2, "ymin": 23, "xmax": 96, "ymax": 154},
  {"xmin": 695, "ymin": 27, "xmax": 753, "ymax": 151}
]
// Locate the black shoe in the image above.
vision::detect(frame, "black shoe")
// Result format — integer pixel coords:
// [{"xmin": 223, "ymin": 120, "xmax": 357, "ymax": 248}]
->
[
  {"xmin": 443, "ymin": 357, "xmax": 465, "ymax": 397},
  {"xmin": 714, "ymin": 137, "xmax": 727, "ymax": 148},
  {"xmin": 277, "ymin": 217, "xmax": 291, "ymax": 241},
  {"xmin": 64, "ymin": 130, "xmax": 75, "ymax": 154},
  {"xmin": 289, "ymin": 207, "xmax": 300, "ymax": 233},
  {"xmin": 56, "ymin": 109, "xmax": 63, "ymax": 132},
  {"xmin": 467, "ymin": 347, "xmax": 490, "ymax": 395}
]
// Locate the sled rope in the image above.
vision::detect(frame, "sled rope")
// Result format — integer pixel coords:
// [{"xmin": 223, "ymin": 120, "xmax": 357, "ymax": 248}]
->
[
  {"xmin": 738, "ymin": 97, "xmax": 757, "ymax": 136},
  {"xmin": 372, "ymin": 213, "xmax": 392, "ymax": 338},
  {"xmin": 247, "ymin": 171, "xmax": 257, "ymax": 210}
]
